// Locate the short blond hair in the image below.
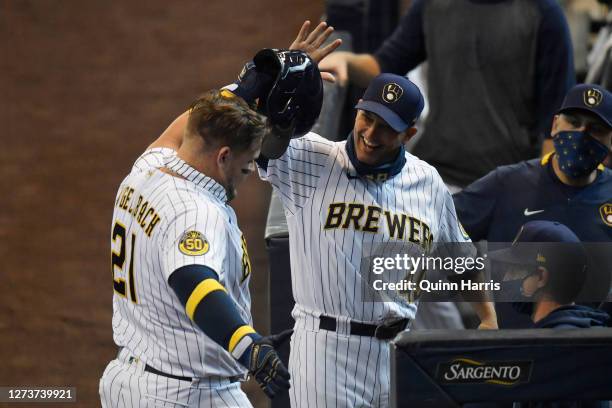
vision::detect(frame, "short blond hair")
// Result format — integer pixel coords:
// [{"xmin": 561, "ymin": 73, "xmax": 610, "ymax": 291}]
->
[{"xmin": 186, "ymin": 90, "xmax": 267, "ymax": 152}]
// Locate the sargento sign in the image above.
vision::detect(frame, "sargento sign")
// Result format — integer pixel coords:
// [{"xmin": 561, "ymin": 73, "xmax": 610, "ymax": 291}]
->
[{"xmin": 436, "ymin": 358, "xmax": 533, "ymax": 386}]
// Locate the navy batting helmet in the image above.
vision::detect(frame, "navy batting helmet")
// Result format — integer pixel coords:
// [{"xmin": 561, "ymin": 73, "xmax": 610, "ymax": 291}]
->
[{"xmin": 253, "ymin": 49, "xmax": 323, "ymax": 137}]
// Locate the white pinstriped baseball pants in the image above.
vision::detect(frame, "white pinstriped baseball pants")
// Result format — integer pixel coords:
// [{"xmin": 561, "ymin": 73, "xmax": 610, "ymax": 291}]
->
[
  {"xmin": 99, "ymin": 348, "xmax": 252, "ymax": 408},
  {"xmin": 289, "ymin": 313, "xmax": 391, "ymax": 408}
]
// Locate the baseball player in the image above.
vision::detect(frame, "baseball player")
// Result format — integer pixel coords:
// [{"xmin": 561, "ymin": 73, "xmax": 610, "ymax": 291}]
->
[
  {"xmin": 99, "ymin": 90, "xmax": 292, "ymax": 407},
  {"xmin": 254, "ymin": 71, "xmax": 498, "ymax": 407}
]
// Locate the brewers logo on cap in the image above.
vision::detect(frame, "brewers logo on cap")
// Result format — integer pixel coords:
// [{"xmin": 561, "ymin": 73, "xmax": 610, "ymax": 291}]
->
[
  {"xmin": 178, "ymin": 230, "xmax": 210, "ymax": 256},
  {"xmin": 584, "ymin": 88, "xmax": 603, "ymax": 107},
  {"xmin": 601, "ymin": 203, "xmax": 612, "ymax": 227},
  {"xmin": 382, "ymin": 83, "xmax": 403, "ymax": 103}
]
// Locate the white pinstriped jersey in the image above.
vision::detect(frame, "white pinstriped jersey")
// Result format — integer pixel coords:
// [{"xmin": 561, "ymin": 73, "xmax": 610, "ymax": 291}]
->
[
  {"xmin": 110, "ymin": 148, "xmax": 252, "ymax": 379},
  {"xmin": 259, "ymin": 133, "xmax": 470, "ymax": 324}
]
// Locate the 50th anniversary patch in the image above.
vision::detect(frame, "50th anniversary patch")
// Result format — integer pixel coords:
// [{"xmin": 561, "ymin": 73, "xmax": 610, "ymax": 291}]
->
[
  {"xmin": 178, "ymin": 231, "xmax": 209, "ymax": 256},
  {"xmin": 436, "ymin": 358, "xmax": 533, "ymax": 386}
]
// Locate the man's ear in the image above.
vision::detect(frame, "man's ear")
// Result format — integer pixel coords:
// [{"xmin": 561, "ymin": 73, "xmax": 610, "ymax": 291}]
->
[
  {"xmin": 536, "ymin": 266, "xmax": 549, "ymax": 288},
  {"xmin": 217, "ymin": 146, "xmax": 231, "ymax": 166},
  {"xmin": 402, "ymin": 127, "xmax": 418, "ymax": 144},
  {"xmin": 550, "ymin": 115, "xmax": 561, "ymax": 137}
]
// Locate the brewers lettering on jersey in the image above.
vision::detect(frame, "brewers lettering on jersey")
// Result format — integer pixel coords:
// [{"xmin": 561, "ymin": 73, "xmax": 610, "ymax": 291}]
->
[
  {"xmin": 99, "ymin": 90, "xmax": 292, "ymax": 407},
  {"xmin": 258, "ymin": 73, "xmax": 497, "ymax": 407}
]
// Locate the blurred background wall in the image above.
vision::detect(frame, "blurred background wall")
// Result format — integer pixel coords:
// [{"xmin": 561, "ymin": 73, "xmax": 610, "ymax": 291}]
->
[{"xmin": 0, "ymin": 1, "xmax": 322, "ymax": 406}]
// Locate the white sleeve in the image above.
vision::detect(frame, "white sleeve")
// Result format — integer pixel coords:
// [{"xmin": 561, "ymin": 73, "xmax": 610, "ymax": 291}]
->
[
  {"xmin": 131, "ymin": 147, "xmax": 176, "ymax": 173},
  {"xmin": 258, "ymin": 132, "xmax": 335, "ymax": 213},
  {"xmin": 160, "ymin": 202, "xmax": 227, "ymax": 281}
]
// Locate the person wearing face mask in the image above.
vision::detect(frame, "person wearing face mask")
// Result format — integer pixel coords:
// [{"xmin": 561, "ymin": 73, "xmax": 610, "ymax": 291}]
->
[
  {"xmin": 492, "ymin": 220, "xmax": 609, "ymax": 326},
  {"xmin": 454, "ymin": 83, "xmax": 612, "ymax": 328},
  {"xmin": 490, "ymin": 220, "xmax": 609, "ymax": 408}
]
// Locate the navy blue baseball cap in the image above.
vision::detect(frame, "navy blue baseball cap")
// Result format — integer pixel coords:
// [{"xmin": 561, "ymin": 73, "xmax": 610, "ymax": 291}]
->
[
  {"xmin": 355, "ymin": 73, "xmax": 425, "ymax": 132},
  {"xmin": 489, "ymin": 221, "xmax": 587, "ymax": 273},
  {"xmin": 558, "ymin": 84, "xmax": 612, "ymax": 128}
]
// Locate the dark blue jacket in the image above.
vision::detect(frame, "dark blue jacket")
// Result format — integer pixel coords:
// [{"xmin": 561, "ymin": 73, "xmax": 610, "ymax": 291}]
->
[
  {"xmin": 512, "ymin": 306, "xmax": 610, "ymax": 408},
  {"xmin": 535, "ymin": 305, "xmax": 610, "ymax": 329},
  {"xmin": 454, "ymin": 154, "xmax": 612, "ymax": 243}
]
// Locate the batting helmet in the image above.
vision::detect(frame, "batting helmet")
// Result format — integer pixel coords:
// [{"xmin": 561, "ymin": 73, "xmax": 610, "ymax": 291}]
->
[{"xmin": 253, "ymin": 49, "xmax": 323, "ymax": 136}]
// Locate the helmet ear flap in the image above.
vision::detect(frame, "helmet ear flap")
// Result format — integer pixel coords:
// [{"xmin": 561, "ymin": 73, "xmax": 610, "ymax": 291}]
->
[{"xmin": 253, "ymin": 49, "xmax": 283, "ymax": 78}]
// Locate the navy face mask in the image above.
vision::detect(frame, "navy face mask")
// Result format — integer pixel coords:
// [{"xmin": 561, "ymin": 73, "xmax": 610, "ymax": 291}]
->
[
  {"xmin": 501, "ymin": 275, "xmax": 537, "ymax": 316},
  {"xmin": 553, "ymin": 130, "xmax": 609, "ymax": 178},
  {"xmin": 516, "ymin": 272, "xmax": 544, "ymax": 316}
]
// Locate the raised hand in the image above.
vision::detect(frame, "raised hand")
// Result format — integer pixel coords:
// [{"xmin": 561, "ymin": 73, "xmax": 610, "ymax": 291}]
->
[{"xmin": 289, "ymin": 20, "xmax": 342, "ymax": 82}]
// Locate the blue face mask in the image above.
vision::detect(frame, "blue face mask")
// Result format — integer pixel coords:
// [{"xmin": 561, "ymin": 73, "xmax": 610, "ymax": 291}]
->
[{"xmin": 553, "ymin": 130, "xmax": 609, "ymax": 178}]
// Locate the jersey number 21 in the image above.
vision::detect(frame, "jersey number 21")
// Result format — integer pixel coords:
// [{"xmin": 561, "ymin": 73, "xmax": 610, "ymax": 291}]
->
[{"xmin": 111, "ymin": 221, "xmax": 138, "ymax": 303}]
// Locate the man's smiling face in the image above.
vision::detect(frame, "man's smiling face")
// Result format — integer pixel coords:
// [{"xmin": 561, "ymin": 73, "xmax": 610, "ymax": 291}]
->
[{"xmin": 352, "ymin": 109, "xmax": 409, "ymax": 166}]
